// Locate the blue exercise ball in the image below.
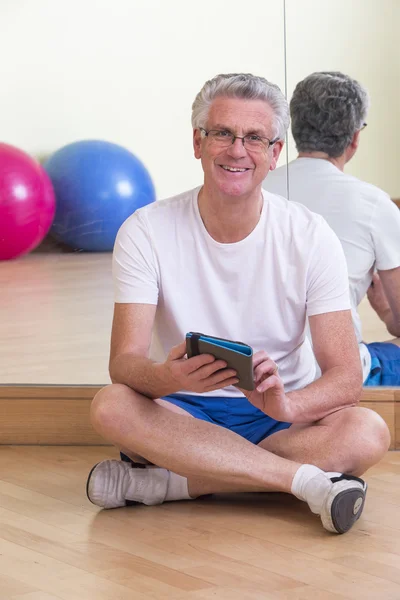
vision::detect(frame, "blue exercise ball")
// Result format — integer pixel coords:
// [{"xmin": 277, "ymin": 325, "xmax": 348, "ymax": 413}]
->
[{"xmin": 43, "ymin": 140, "xmax": 156, "ymax": 251}]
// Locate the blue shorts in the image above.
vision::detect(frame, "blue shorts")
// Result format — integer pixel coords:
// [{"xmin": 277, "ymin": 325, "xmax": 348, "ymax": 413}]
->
[
  {"xmin": 364, "ymin": 342, "xmax": 400, "ymax": 386},
  {"xmin": 160, "ymin": 393, "xmax": 292, "ymax": 445}
]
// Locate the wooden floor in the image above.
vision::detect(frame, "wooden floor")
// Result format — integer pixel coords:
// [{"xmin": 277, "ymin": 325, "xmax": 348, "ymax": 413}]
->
[
  {"xmin": 0, "ymin": 446, "xmax": 398, "ymax": 600},
  {"xmin": 2, "ymin": 253, "xmax": 400, "ymax": 598}
]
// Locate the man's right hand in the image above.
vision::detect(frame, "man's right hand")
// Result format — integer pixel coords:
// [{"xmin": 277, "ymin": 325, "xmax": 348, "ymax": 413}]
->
[{"xmin": 163, "ymin": 341, "xmax": 239, "ymax": 393}]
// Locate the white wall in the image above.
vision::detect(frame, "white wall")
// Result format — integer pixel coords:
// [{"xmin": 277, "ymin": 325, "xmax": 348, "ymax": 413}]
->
[
  {"xmin": 285, "ymin": 0, "xmax": 400, "ymax": 197},
  {"xmin": 0, "ymin": 0, "xmax": 285, "ymax": 199}
]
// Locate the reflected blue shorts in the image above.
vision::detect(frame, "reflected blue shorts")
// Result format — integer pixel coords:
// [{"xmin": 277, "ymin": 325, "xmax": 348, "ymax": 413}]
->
[
  {"xmin": 364, "ymin": 342, "xmax": 400, "ymax": 386},
  {"xmin": 161, "ymin": 393, "xmax": 292, "ymax": 445}
]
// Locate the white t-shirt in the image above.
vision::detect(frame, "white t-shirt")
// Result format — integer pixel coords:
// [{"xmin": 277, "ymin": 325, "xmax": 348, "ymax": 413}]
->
[
  {"xmin": 113, "ymin": 186, "xmax": 350, "ymax": 397},
  {"xmin": 263, "ymin": 158, "xmax": 400, "ymax": 380}
]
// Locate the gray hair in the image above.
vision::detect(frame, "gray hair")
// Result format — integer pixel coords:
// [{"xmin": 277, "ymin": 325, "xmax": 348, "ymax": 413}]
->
[
  {"xmin": 290, "ymin": 71, "xmax": 370, "ymax": 157},
  {"xmin": 191, "ymin": 73, "xmax": 289, "ymax": 140}
]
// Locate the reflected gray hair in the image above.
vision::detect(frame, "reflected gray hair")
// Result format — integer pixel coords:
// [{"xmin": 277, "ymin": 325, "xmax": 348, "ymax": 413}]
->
[
  {"xmin": 290, "ymin": 71, "xmax": 370, "ymax": 157},
  {"xmin": 191, "ymin": 73, "xmax": 289, "ymax": 140}
]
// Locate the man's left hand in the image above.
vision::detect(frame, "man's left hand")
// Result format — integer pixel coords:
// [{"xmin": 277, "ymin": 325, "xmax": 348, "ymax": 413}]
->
[{"xmin": 238, "ymin": 351, "xmax": 294, "ymax": 422}]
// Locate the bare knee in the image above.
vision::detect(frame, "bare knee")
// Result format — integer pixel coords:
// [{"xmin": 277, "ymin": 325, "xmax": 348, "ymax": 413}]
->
[
  {"xmin": 352, "ymin": 406, "xmax": 390, "ymax": 450},
  {"xmin": 339, "ymin": 406, "xmax": 391, "ymax": 472},
  {"xmin": 90, "ymin": 383, "xmax": 137, "ymax": 436}
]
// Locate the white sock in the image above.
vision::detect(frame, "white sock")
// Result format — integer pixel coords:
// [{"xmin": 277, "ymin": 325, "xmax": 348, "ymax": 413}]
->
[
  {"xmin": 291, "ymin": 464, "xmax": 341, "ymax": 514},
  {"xmin": 165, "ymin": 471, "xmax": 192, "ymax": 502}
]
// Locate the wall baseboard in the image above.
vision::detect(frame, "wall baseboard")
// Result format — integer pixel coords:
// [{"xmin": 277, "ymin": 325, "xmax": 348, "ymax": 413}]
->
[
  {"xmin": 0, "ymin": 385, "xmax": 399, "ymax": 448},
  {"xmin": 0, "ymin": 385, "xmax": 104, "ymax": 445}
]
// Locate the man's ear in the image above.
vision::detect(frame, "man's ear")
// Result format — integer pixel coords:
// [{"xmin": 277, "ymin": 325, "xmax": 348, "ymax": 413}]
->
[
  {"xmin": 351, "ymin": 130, "xmax": 360, "ymax": 151},
  {"xmin": 344, "ymin": 131, "xmax": 360, "ymax": 163},
  {"xmin": 193, "ymin": 129, "xmax": 202, "ymax": 159},
  {"xmin": 269, "ymin": 140, "xmax": 284, "ymax": 171}
]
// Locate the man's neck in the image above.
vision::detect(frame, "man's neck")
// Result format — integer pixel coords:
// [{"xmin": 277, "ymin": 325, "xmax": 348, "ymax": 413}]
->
[
  {"xmin": 197, "ymin": 186, "xmax": 263, "ymax": 244},
  {"xmin": 298, "ymin": 151, "xmax": 346, "ymax": 172}
]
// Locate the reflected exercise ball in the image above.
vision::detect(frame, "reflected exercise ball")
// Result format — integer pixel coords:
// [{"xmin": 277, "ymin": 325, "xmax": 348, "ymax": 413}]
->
[
  {"xmin": 44, "ymin": 140, "xmax": 156, "ymax": 251},
  {"xmin": 0, "ymin": 143, "xmax": 56, "ymax": 260}
]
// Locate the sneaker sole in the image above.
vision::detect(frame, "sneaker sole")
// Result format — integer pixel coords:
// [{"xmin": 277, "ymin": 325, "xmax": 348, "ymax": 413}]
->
[{"xmin": 322, "ymin": 481, "xmax": 367, "ymax": 534}]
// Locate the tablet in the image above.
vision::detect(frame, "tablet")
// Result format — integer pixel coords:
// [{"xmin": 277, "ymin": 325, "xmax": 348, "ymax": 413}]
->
[{"xmin": 185, "ymin": 332, "xmax": 254, "ymax": 391}]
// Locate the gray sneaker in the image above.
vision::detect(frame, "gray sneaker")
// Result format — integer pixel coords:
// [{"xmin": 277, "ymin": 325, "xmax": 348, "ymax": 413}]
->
[
  {"xmin": 321, "ymin": 474, "xmax": 367, "ymax": 534},
  {"xmin": 86, "ymin": 459, "xmax": 169, "ymax": 509}
]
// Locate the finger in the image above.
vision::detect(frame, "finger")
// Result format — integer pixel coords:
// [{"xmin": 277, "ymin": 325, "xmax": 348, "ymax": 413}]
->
[
  {"xmin": 183, "ymin": 353, "xmax": 216, "ymax": 374},
  {"xmin": 254, "ymin": 359, "xmax": 278, "ymax": 383},
  {"xmin": 168, "ymin": 341, "xmax": 188, "ymax": 360},
  {"xmin": 256, "ymin": 374, "xmax": 283, "ymax": 393},
  {"xmin": 201, "ymin": 367, "xmax": 237, "ymax": 387},
  {"xmin": 205, "ymin": 377, "xmax": 240, "ymax": 392},
  {"xmin": 195, "ymin": 360, "xmax": 233, "ymax": 380},
  {"xmin": 252, "ymin": 350, "xmax": 270, "ymax": 368}
]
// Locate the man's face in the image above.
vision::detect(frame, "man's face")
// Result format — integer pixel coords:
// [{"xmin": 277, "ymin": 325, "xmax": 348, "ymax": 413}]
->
[{"xmin": 193, "ymin": 96, "xmax": 283, "ymax": 198}]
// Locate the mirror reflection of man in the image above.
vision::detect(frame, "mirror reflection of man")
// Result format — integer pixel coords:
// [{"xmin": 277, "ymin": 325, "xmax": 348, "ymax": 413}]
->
[
  {"xmin": 264, "ymin": 71, "xmax": 400, "ymax": 386},
  {"xmin": 87, "ymin": 73, "xmax": 389, "ymax": 535}
]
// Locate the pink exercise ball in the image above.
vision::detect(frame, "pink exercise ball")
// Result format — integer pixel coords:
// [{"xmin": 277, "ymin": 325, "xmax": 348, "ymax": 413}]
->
[{"xmin": 0, "ymin": 143, "xmax": 56, "ymax": 260}]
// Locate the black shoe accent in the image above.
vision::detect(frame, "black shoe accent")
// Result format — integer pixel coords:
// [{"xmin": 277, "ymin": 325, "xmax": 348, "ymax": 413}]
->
[
  {"xmin": 120, "ymin": 452, "xmax": 133, "ymax": 463},
  {"xmin": 120, "ymin": 452, "xmax": 152, "ymax": 467},
  {"xmin": 330, "ymin": 474, "xmax": 365, "ymax": 486},
  {"xmin": 86, "ymin": 462, "xmax": 99, "ymax": 504}
]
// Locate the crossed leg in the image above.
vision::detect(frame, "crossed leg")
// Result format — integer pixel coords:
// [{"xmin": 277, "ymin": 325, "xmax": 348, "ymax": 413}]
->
[{"xmin": 91, "ymin": 384, "xmax": 390, "ymax": 498}]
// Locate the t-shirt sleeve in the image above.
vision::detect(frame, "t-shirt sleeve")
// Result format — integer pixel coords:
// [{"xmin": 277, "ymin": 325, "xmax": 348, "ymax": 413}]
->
[
  {"xmin": 306, "ymin": 218, "xmax": 351, "ymax": 316},
  {"xmin": 371, "ymin": 196, "xmax": 400, "ymax": 271},
  {"xmin": 112, "ymin": 211, "xmax": 159, "ymax": 304}
]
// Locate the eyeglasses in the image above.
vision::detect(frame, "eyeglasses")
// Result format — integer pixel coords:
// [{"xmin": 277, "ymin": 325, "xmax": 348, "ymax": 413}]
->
[{"xmin": 199, "ymin": 127, "xmax": 279, "ymax": 153}]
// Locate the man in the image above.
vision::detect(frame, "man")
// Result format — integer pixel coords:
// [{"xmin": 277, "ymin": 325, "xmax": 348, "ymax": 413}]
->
[
  {"xmin": 87, "ymin": 73, "xmax": 389, "ymax": 535},
  {"xmin": 264, "ymin": 71, "xmax": 400, "ymax": 385}
]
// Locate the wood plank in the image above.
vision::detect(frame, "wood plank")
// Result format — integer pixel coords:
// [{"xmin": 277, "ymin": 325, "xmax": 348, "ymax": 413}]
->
[
  {"xmin": 0, "ymin": 385, "xmax": 103, "ymax": 399},
  {"xmin": 361, "ymin": 387, "xmax": 396, "ymax": 402},
  {"xmin": 0, "ymin": 386, "xmax": 105, "ymax": 445},
  {"xmin": 0, "ymin": 573, "xmax": 35, "ymax": 598},
  {"xmin": 0, "ymin": 384, "xmax": 399, "ymax": 446},
  {"xmin": 395, "ymin": 389, "xmax": 400, "ymax": 450},
  {"xmin": 0, "ymin": 447, "xmax": 399, "ymax": 599},
  {"xmin": 11, "ymin": 593, "xmax": 63, "ymax": 600}
]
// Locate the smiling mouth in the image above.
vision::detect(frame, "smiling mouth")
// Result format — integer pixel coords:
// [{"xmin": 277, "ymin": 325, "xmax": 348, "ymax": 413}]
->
[{"xmin": 220, "ymin": 165, "xmax": 250, "ymax": 172}]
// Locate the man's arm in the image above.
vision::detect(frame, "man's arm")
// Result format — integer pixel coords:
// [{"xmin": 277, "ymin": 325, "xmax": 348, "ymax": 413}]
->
[
  {"xmin": 109, "ymin": 303, "xmax": 239, "ymax": 399},
  {"xmin": 367, "ymin": 269, "xmax": 400, "ymax": 337},
  {"xmin": 109, "ymin": 302, "xmax": 164, "ymax": 395},
  {"xmin": 243, "ymin": 309, "xmax": 362, "ymax": 424},
  {"xmin": 288, "ymin": 309, "xmax": 363, "ymax": 421}
]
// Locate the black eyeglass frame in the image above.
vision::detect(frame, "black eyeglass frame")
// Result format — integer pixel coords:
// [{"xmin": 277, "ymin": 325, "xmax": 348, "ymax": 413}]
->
[{"xmin": 199, "ymin": 127, "xmax": 279, "ymax": 150}]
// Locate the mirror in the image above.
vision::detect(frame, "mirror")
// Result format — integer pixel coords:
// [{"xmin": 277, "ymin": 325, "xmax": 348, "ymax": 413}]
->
[
  {"xmin": 284, "ymin": 0, "xmax": 399, "ymax": 199},
  {"xmin": 273, "ymin": 0, "xmax": 399, "ymax": 348},
  {"xmin": 0, "ymin": 0, "xmax": 286, "ymax": 386}
]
